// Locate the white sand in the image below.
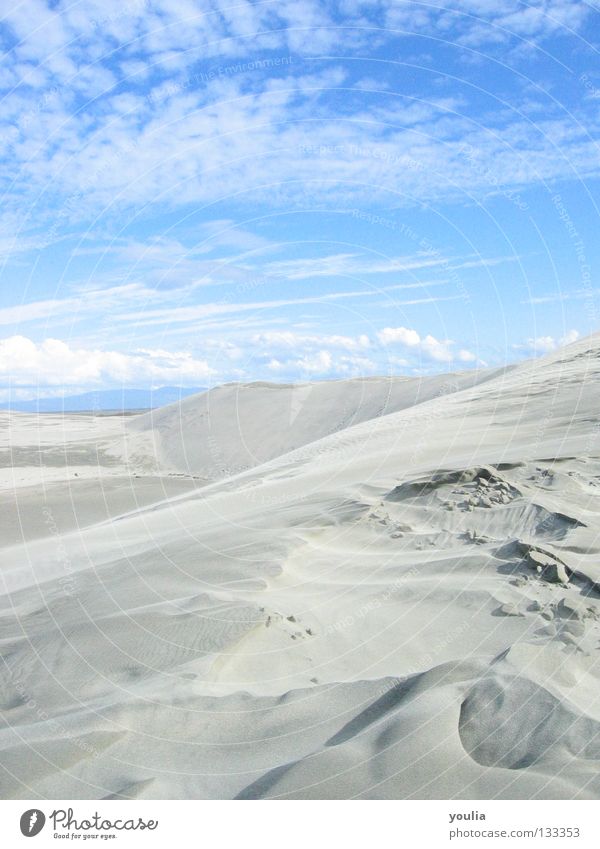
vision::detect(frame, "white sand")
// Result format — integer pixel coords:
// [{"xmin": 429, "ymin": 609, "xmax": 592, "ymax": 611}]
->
[{"xmin": 1, "ymin": 337, "xmax": 600, "ymax": 799}]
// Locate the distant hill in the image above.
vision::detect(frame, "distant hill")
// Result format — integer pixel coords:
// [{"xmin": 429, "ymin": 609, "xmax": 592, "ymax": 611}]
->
[{"xmin": 3, "ymin": 386, "xmax": 206, "ymax": 413}]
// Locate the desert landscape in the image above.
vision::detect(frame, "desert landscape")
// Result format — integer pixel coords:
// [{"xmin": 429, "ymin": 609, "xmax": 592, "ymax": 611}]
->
[{"xmin": 1, "ymin": 333, "xmax": 600, "ymax": 799}]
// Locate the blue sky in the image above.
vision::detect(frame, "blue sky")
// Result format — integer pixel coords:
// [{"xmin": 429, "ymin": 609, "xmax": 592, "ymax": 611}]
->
[{"xmin": 1, "ymin": 0, "xmax": 599, "ymax": 399}]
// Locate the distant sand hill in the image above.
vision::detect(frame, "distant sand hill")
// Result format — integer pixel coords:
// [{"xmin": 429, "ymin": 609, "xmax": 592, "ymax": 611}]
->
[{"xmin": 1, "ymin": 335, "xmax": 600, "ymax": 799}]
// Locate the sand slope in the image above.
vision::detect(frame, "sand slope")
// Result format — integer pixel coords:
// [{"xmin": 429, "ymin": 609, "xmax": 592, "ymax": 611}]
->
[
  {"xmin": 1, "ymin": 337, "xmax": 600, "ymax": 799},
  {"xmin": 127, "ymin": 370, "xmax": 508, "ymax": 479}
]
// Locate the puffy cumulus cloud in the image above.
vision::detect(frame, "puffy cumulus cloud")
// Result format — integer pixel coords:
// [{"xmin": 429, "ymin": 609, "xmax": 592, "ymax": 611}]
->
[
  {"xmin": 378, "ymin": 325, "xmax": 414, "ymax": 345},
  {"xmin": 255, "ymin": 330, "xmax": 376, "ymax": 378},
  {"xmin": 267, "ymin": 349, "xmax": 378, "ymax": 378},
  {"xmin": 297, "ymin": 350, "xmax": 333, "ymax": 374},
  {"xmin": 561, "ymin": 329, "xmax": 581, "ymax": 346},
  {"xmin": 419, "ymin": 336, "xmax": 456, "ymax": 363},
  {"xmin": 528, "ymin": 335, "xmax": 557, "ymax": 353},
  {"xmin": 377, "ymin": 326, "xmax": 477, "ymax": 364},
  {"xmin": 0, "ymin": 336, "xmax": 215, "ymax": 386},
  {"xmin": 336, "ymin": 354, "xmax": 378, "ymax": 376},
  {"xmin": 524, "ymin": 329, "xmax": 580, "ymax": 353},
  {"xmin": 377, "ymin": 326, "xmax": 420, "ymax": 347},
  {"xmin": 265, "ymin": 351, "xmax": 332, "ymax": 375}
]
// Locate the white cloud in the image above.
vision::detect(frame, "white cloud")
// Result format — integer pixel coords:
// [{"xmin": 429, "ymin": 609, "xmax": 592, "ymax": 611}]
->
[
  {"xmin": 530, "ymin": 335, "xmax": 558, "ymax": 353},
  {"xmin": 420, "ymin": 335, "xmax": 456, "ymax": 363},
  {"xmin": 297, "ymin": 350, "xmax": 333, "ymax": 374},
  {"xmin": 0, "ymin": 283, "xmax": 170, "ymax": 328},
  {"xmin": 561, "ymin": 329, "xmax": 581, "ymax": 346},
  {"xmin": 23, "ymin": 95, "xmax": 597, "ymax": 221},
  {"xmin": 379, "ymin": 0, "xmax": 592, "ymax": 44},
  {"xmin": 252, "ymin": 331, "xmax": 370, "ymax": 351},
  {"xmin": 523, "ymin": 290, "xmax": 600, "ymax": 306},
  {"xmin": 2, "ymin": 12, "xmax": 599, "ymax": 226},
  {"xmin": 264, "ymin": 253, "xmax": 454, "ymax": 280},
  {"xmin": 114, "ymin": 286, "xmax": 458, "ymax": 328},
  {"xmin": 265, "ymin": 348, "xmax": 378, "ymax": 378},
  {"xmin": 0, "ymin": 336, "xmax": 214, "ymax": 386},
  {"xmin": 378, "ymin": 327, "xmax": 421, "ymax": 347},
  {"xmin": 0, "ymin": 245, "xmax": 472, "ymax": 335},
  {"xmin": 524, "ymin": 329, "xmax": 580, "ymax": 353},
  {"xmin": 377, "ymin": 325, "xmax": 476, "ymax": 363},
  {"xmin": 0, "ymin": 1, "xmax": 593, "ymax": 390},
  {"xmin": 258, "ymin": 330, "xmax": 378, "ymax": 378}
]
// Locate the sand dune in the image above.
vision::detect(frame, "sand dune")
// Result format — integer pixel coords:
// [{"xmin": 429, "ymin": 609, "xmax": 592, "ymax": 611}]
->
[
  {"xmin": 1, "ymin": 336, "xmax": 600, "ymax": 798},
  {"xmin": 127, "ymin": 369, "xmax": 509, "ymax": 479}
]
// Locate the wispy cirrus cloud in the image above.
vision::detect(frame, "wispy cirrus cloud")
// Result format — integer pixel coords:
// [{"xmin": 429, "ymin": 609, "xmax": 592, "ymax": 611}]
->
[
  {"xmin": 522, "ymin": 289, "xmax": 600, "ymax": 305},
  {"xmin": 114, "ymin": 289, "xmax": 461, "ymax": 328},
  {"xmin": 0, "ymin": 241, "xmax": 472, "ymax": 332},
  {"xmin": 0, "ymin": 283, "xmax": 166, "ymax": 327},
  {"xmin": 0, "ymin": 242, "xmax": 471, "ymax": 342}
]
